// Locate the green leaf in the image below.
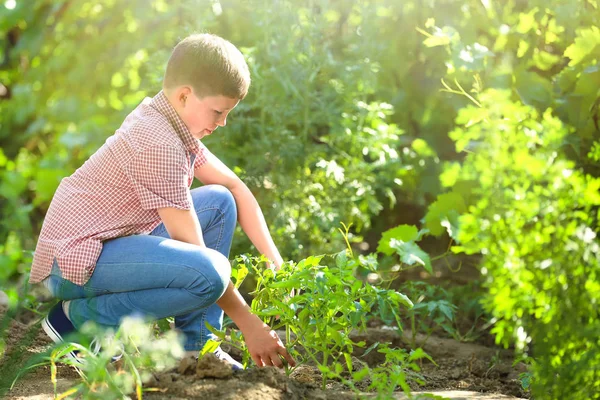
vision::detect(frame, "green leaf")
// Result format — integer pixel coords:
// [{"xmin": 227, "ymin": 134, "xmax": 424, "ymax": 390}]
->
[
  {"xmin": 269, "ymin": 279, "xmax": 301, "ymax": 289},
  {"xmin": 352, "ymin": 368, "xmax": 370, "ymax": 381},
  {"xmin": 514, "ymin": 69, "xmax": 553, "ymax": 109},
  {"xmin": 516, "ymin": 8, "xmax": 539, "ymax": 34},
  {"xmin": 564, "ymin": 26, "xmax": 600, "ymax": 66},
  {"xmin": 304, "ymin": 255, "xmax": 324, "ymax": 267},
  {"xmin": 200, "ymin": 339, "xmax": 221, "ymax": 356},
  {"xmin": 378, "ymin": 296, "xmax": 394, "ymax": 324},
  {"xmin": 335, "ymin": 250, "xmax": 348, "ymax": 269},
  {"xmin": 360, "ymin": 342, "xmax": 380, "ymax": 358},
  {"xmin": 344, "ymin": 352, "xmax": 353, "ymax": 373},
  {"xmin": 532, "ymin": 50, "xmax": 561, "ymax": 71},
  {"xmin": 412, "ymin": 138, "xmax": 437, "ymax": 157},
  {"xmin": 231, "ymin": 262, "xmax": 249, "ymax": 289},
  {"xmin": 0, "ymin": 148, "xmax": 6, "ymax": 167},
  {"xmin": 438, "ymin": 302, "xmax": 455, "ymax": 321},
  {"xmin": 358, "ymin": 254, "xmax": 379, "ymax": 271},
  {"xmin": 423, "ymin": 192, "xmax": 466, "ymax": 238},
  {"xmin": 327, "ymin": 327, "xmax": 343, "ymax": 345},
  {"xmin": 258, "ymin": 306, "xmax": 282, "ymax": 316},
  {"xmin": 349, "ymin": 300, "xmax": 363, "ymax": 326},
  {"xmin": 423, "ymin": 35, "xmax": 450, "ymax": 47},
  {"xmin": 334, "ymin": 362, "xmax": 344, "ymax": 374},
  {"xmin": 388, "ymin": 290, "xmax": 414, "ymax": 309},
  {"xmin": 203, "ymin": 322, "xmax": 227, "ymax": 340},
  {"xmin": 408, "ymin": 348, "xmax": 436, "ymax": 365},
  {"xmin": 440, "ymin": 210, "xmax": 461, "ymax": 241},
  {"xmin": 390, "ymin": 240, "xmax": 432, "ymax": 273},
  {"xmin": 377, "ymin": 225, "xmax": 419, "ymax": 255},
  {"xmin": 421, "ymin": 26, "xmax": 458, "ymax": 48}
]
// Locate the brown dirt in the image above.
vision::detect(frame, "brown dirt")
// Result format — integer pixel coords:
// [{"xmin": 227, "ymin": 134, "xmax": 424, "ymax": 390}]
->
[
  {"xmin": 349, "ymin": 328, "xmax": 528, "ymax": 397},
  {"xmin": 0, "ymin": 302, "xmax": 528, "ymax": 400}
]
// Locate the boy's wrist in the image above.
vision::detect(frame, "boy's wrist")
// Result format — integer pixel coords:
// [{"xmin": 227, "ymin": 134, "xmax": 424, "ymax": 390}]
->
[
  {"xmin": 235, "ymin": 311, "xmax": 264, "ymax": 333},
  {"xmin": 215, "ymin": 284, "xmax": 263, "ymax": 332},
  {"xmin": 266, "ymin": 255, "xmax": 284, "ymax": 271}
]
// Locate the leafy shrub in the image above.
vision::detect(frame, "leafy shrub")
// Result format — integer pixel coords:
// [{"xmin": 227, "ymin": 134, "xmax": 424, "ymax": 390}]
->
[
  {"xmin": 13, "ymin": 316, "xmax": 184, "ymax": 399},
  {"xmin": 446, "ymin": 88, "xmax": 600, "ymax": 399},
  {"xmin": 238, "ymin": 249, "xmax": 414, "ymax": 389}
]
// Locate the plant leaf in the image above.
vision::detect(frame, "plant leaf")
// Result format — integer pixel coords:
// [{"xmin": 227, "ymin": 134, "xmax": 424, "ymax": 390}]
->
[{"xmin": 377, "ymin": 225, "xmax": 419, "ymax": 255}]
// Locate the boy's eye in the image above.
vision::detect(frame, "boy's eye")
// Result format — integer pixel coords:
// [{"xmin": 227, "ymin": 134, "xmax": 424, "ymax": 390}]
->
[{"xmin": 214, "ymin": 110, "xmax": 223, "ymax": 115}]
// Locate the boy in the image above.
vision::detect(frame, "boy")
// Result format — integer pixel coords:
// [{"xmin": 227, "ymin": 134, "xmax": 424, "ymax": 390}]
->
[{"xmin": 29, "ymin": 33, "xmax": 295, "ymax": 370}]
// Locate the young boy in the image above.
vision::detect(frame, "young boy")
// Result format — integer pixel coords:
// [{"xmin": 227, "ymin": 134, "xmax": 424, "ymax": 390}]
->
[{"xmin": 28, "ymin": 33, "xmax": 295, "ymax": 370}]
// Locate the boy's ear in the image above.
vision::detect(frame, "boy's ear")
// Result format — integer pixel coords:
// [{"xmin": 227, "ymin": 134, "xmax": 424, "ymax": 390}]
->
[{"xmin": 178, "ymin": 87, "xmax": 191, "ymax": 107}]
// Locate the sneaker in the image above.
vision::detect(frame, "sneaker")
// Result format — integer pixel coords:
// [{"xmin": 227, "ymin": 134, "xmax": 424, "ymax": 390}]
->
[
  {"xmin": 42, "ymin": 301, "xmax": 123, "ymax": 364},
  {"xmin": 187, "ymin": 347, "xmax": 244, "ymax": 371},
  {"xmin": 213, "ymin": 346, "xmax": 244, "ymax": 371}
]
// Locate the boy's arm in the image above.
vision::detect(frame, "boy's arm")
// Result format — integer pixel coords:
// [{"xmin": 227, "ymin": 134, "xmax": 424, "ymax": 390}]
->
[
  {"xmin": 156, "ymin": 205, "xmax": 294, "ymax": 368},
  {"xmin": 194, "ymin": 149, "xmax": 284, "ymax": 269},
  {"xmin": 156, "ymin": 207, "xmax": 206, "ymax": 247}
]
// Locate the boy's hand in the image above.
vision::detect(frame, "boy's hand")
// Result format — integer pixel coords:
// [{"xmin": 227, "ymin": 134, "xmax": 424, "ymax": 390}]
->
[{"xmin": 241, "ymin": 315, "xmax": 296, "ymax": 368}]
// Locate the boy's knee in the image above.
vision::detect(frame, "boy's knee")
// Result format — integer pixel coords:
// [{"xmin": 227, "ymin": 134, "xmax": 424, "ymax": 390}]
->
[
  {"xmin": 189, "ymin": 249, "xmax": 231, "ymax": 303},
  {"xmin": 211, "ymin": 251, "xmax": 231, "ymax": 300},
  {"xmin": 206, "ymin": 185, "xmax": 236, "ymax": 213}
]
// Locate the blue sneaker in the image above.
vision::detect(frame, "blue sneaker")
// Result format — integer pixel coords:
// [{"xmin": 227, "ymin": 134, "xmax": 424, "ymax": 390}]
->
[{"xmin": 42, "ymin": 301, "xmax": 122, "ymax": 364}]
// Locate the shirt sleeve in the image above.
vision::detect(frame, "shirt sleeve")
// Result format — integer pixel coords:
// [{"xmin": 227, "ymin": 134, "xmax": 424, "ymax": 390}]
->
[
  {"xmin": 125, "ymin": 144, "xmax": 193, "ymax": 211},
  {"xmin": 193, "ymin": 142, "xmax": 209, "ymax": 171}
]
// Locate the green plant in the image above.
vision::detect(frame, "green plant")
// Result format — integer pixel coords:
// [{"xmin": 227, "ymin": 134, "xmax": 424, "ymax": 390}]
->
[
  {"xmin": 211, "ymin": 226, "xmax": 422, "ymax": 391},
  {"xmin": 440, "ymin": 282, "xmax": 488, "ymax": 343},
  {"xmin": 399, "ymin": 281, "xmax": 488, "ymax": 345},
  {"xmin": 444, "ymin": 88, "xmax": 600, "ymax": 398},
  {"xmin": 512, "ymin": 354, "xmax": 534, "ymax": 392},
  {"xmin": 366, "ymin": 346, "xmax": 434, "ymax": 399},
  {"xmin": 400, "ymin": 282, "xmax": 457, "ymax": 348},
  {"xmin": 12, "ymin": 316, "xmax": 184, "ymax": 399},
  {"xmin": 316, "ymin": 343, "xmax": 438, "ymax": 399},
  {"xmin": 249, "ymin": 250, "xmax": 412, "ymax": 390},
  {"xmin": 188, "ymin": 225, "xmax": 441, "ymax": 396},
  {"xmin": 204, "ymin": 320, "xmax": 253, "ymax": 369}
]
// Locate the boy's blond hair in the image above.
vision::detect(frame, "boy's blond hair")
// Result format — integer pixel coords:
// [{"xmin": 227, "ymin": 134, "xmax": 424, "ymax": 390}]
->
[{"xmin": 163, "ymin": 33, "xmax": 250, "ymax": 100}]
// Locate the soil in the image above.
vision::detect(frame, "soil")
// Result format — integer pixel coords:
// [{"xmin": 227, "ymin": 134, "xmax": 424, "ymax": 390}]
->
[{"xmin": 0, "ymin": 300, "xmax": 528, "ymax": 400}]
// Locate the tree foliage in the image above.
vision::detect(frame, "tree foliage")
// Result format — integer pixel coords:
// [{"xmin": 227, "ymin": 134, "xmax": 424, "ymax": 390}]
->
[{"xmin": 447, "ymin": 89, "xmax": 600, "ymax": 399}]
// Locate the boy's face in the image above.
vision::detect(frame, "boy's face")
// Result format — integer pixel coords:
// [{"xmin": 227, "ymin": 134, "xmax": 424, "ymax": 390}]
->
[{"xmin": 169, "ymin": 86, "xmax": 239, "ymax": 140}]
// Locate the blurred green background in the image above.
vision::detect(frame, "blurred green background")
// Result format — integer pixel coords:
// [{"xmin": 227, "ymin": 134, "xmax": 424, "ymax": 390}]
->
[{"xmin": 1, "ymin": 0, "xmax": 599, "ymax": 398}]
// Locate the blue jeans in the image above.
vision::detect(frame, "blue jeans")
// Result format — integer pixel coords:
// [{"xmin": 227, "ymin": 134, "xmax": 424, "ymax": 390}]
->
[{"xmin": 42, "ymin": 184, "xmax": 236, "ymax": 351}]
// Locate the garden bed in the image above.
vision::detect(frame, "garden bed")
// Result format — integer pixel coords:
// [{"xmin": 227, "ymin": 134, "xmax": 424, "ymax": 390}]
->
[{"xmin": 1, "ymin": 304, "xmax": 528, "ymax": 399}]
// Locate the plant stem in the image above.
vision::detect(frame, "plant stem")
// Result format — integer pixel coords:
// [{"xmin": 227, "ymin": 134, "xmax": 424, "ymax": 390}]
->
[
  {"xmin": 322, "ymin": 351, "xmax": 328, "ymax": 390},
  {"xmin": 411, "ymin": 313, "xmax": 416, "ymax": 349}
]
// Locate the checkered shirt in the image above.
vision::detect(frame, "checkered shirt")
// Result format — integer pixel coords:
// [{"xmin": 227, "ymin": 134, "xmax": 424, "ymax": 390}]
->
[{"xmin": 29, "ymin": 90, "xmax": 208, "ymax": 286}]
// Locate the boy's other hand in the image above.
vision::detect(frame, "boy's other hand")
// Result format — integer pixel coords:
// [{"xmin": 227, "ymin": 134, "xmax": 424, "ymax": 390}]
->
[{"xmin": 242, "ymin": 316, "xmax": 296, "ymax": 368}]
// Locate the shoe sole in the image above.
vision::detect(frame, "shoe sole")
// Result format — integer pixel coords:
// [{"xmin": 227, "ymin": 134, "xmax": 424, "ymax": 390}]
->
[
  {"xmin": 42, "ymin": 315, "xmax": 85, "ymax": 365},
  {"xmin": 42, "ymin": 315, "xmax": 124, "ymax": 364}
]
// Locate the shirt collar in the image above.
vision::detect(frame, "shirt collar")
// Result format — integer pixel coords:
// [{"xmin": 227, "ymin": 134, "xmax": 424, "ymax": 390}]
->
[{"xmin": 149, "ymin": 90, "xmax": 202, "ymax": 155}]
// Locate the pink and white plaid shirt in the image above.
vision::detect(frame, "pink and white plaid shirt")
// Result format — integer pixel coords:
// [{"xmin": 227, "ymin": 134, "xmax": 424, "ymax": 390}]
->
[{"xmin": 29, "ymin": 90, "xmax": 208, "ymax": 286}]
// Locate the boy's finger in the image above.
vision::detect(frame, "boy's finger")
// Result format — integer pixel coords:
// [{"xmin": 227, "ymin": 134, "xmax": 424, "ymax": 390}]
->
[
  {"xmin": 261, "ymin": 353, "xmax": 274, "ymax": 367},
  {"xmin": 251, "ymin": 353, "xmax": 263, "ymax": 367},
  {"xmin": 271, "ymin": 353, "xmax": 283, "ymax": 368},
  {"xmin": 278, "ymin": 347, "xmax": 296, "ymax": 367}
]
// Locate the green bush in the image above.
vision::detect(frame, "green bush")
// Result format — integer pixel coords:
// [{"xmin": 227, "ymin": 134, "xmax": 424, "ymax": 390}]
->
[{"xmin": 447, "ymin": 88, "xmax": 600, "ymax": 399}]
